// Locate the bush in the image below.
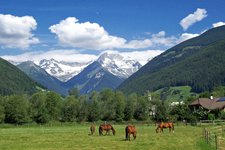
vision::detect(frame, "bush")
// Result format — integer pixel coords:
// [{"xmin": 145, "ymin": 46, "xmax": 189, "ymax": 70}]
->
[
  {"xmin": 187, "ymin": 114, "xmax": 197, "ymax": 126},
  {"xmin": 219, "ymin": 111, "xmax": 225, "ymax": 119},
  {"xmin": 208, "ymin": 113, "xmax": 215, "ymax": 120}
]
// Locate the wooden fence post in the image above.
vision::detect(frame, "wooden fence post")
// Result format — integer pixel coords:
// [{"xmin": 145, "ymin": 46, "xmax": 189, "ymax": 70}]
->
[
  {"xmin": 206, "ymin": 130, "xmax": 209, "ymax": 144},
  {"xmin": 208, "ymin": 131, "xmax": 211, "ymax": 147},
  {"xmin": 204, "ymin": 128, "xmax": 207, "ymax": 142},
  {"xmin": 202, "ymin": 128, "xmax": 204, "ymax": 139},
  {"xmin": 222, "ymin": 125, "xmax": 224, "ymax": 137},
  {"xmin": 215, "ymin": 134, "xmax": 218, "ymax": 150}
]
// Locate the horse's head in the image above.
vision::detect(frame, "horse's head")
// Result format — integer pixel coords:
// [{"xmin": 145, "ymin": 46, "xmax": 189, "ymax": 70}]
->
[{"xmin": 111, "ymin": 126, "xmax": 116, "ymax": 135}]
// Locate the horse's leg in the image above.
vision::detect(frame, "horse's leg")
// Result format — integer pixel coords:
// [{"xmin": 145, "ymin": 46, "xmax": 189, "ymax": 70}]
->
[
  {"xmin": 156, "ymin": 127, "xmax": 159, "ymax": 133},
  {"xmin": 133, "ymin": 133, "xmax": 136, "ymax": 140},
  {"xmin": 107, "ymin": 129, "xmax": 111, "ymax": 135},
  {"xmin": 104, "ymin": 129, "xmax": 107, "ymax": 136}
]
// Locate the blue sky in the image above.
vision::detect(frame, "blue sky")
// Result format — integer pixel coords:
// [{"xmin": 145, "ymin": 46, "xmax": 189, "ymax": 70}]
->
[{"xmin": 0, "ymin": 0, "xmax": 225, "ymax": 64}]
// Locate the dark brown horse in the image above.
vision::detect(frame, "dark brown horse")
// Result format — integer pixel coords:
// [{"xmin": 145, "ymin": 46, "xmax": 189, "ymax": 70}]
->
[
  {"xmin": 99, "ymin": 124, "xmax": 116, "ymax": 136},
  {"xmin": 125, "ymin": 125, "xmax": 137, "ymax": 141},
  {"xmin": 90, "ymin": 124, "xmax": 95, "ymax": 135},
  {"xmin": 156, "ymin": 122, "xmax": 174, "ymax": 133}
]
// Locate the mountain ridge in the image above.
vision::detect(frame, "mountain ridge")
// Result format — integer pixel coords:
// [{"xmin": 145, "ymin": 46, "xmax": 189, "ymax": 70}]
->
[
  {"xmin": 118, "ymin": 25, "xmax": 225, "ymax": 94},
  {"xmin": 17, "ymin": 61, "xmax": 68, "ymax": 95},
  {"xmin": 0, "ymin": 58, "xmax": 41, "ymax": 95}
]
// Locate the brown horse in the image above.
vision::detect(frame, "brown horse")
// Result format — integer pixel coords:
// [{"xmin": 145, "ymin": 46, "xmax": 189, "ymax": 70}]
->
[
  {"xmin": 125, "ymin": 125, "xmax": 137, "ymax": 141},
  {"xmin": 156, "ymin": 122, "xmax": 174, "ymax": 133},
  {"xmin": 99, "ymin": 124, "xmax": 116, "ymax": 136},
  {"xmin": 90, "ymin": 124, "xmax": 95, "ymax": 135}
]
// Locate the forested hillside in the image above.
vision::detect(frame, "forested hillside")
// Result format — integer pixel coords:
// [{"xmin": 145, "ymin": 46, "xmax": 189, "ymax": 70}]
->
[
  {"xmin": 118, "ymin": 25, "xmax": 225, "ymax": 94},
  {"xmin": 0, "ymin": 58, "xmax": 40, "ymax": 95},
  {"xmin": 17, "ymin": 61, "xmax": 68, "ymax": 95}
]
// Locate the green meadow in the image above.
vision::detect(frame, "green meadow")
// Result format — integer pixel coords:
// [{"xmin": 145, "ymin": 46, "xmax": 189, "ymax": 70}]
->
[{"xmin": 0, "ymin": 124, "xmax": 212, "ymax": 150}]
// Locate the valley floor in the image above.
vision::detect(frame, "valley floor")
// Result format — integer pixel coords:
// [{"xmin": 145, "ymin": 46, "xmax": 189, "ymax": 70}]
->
[{"xmin": 0, "ymin": 124, "xmax": 212, "ymax": 150}]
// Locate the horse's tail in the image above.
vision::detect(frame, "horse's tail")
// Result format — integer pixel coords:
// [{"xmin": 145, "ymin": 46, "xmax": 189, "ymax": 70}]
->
[
  {"xmin": 172, "ymin": 123, "xmax": 174, "ymax": 133},
  {"xmin": 125, "ymin": 126, "xmax": 128, "ymax": 140},
  {"xmin": 99, "ymin": 126, "xmax": 102, "ymax": 136}
]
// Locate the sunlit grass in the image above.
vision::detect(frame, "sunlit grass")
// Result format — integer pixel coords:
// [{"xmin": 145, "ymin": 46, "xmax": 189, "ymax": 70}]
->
[{"xmin": 0, "ymin": 124, "xmax": 212, "ymax": 150}]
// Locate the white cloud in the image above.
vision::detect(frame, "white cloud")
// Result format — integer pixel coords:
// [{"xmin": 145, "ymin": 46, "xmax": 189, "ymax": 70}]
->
[
  {"xmin": 177, "ymin": 33, "xmax": 199, "ymax": 43},
  {"xmin": 0, "ymin": 14, "xmax": 39, "ymax": 49},
  {"xmin": 1, "ymin": 49, "xmax": 97, "ymax": 63},
  {"xmin": 212, "ymin": 22, "xmax": 225, "ymax": 28},
  {"xmin": 49, "ymin": 17, "xmax": 190, "ymax": 50},
  {"xmin": 124, "ymin": 31, "xmax": 177, "ymax": 49},
  {"xmin": 180, "ymin": 8, "xmax": 207, "ymax": 31},
  {"xmin": 49, "ymin": 17, "xmax": 126, "ymax": 50}
]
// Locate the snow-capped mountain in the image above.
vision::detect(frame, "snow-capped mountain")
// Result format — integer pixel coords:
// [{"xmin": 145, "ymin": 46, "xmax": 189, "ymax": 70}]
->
[
  {"xmin": 38, "ymin": 59, "xmax": 90, "ymax": 82},
  {"xmin": 65, "ymin": 52, "xmax": 142, "ymax": 94},
  {"xmin": 7, "ymin": 52, "xmax": 143, "ymax": 95},
  {"xmin": 37, "ymin": 53, "xmax": 141, "ymax": 82},
  {"xmin": 97, "ymin": 52, "xmax": 142, "ymax": 79}
]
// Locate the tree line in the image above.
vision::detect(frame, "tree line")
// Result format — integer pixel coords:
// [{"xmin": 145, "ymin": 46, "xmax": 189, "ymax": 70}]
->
[{"xmin": 0, "ymin": 87, "xmax": 225, "ymax": 125}]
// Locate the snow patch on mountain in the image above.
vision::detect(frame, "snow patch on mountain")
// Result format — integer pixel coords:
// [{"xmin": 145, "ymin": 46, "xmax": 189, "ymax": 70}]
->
[
  {"xmin": 97, "ymin": 52, "xmax": 142, "ymax": 78},
  {"xmin": 37, "ymin": 58, "xmax": 90, "ymax": 82}
]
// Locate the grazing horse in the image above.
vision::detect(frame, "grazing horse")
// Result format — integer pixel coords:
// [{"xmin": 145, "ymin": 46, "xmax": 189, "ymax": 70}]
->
[
  {"xmin": 156, "ymin": 122, "xmax": 174, "ymax": 133},
  {"xmin": 90, "ymin": 124, "xmax": 95, "ymax": 135},
  {"xmin": 99, "ymin": 124, "xmax": 116, "ymax": 136},
  {"xmin": 125, "ymin": 125, "xmax": 137, "ymax": 141}
]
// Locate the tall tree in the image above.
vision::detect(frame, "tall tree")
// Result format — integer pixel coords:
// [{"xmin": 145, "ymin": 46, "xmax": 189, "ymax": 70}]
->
[
  {"xmin": 124, "ymin": 93, "xmax": 137, "ymax": 121},
  {"xmin": 4, "ymin": 95, "xmax": 30, "ymax": 124},
  {"xmin": 45, "ymin": 92, "xmax": 62, "ymax": 121},
  {"xmin": 30, "ymin": 92, "xmax": 49, "ymax": 123},
  {"xmin": 114, "ymin": 91, "xmax": 125, "ymax": 122},
  {"xmin": 100, "ymin": 89, "xmax": 115, "ymax": 121},
  {"xmin": 77, "ymin": 95, "xmax": 88, "ymax": 122},
  {"xmin": 61, "ymin": 96, "xmax": 79, "ymax": 122},
  {"xmin": 134, "ymin": 96, "xmax": 149, "ymax": 121},
  {"xmin": 155, "ymin": 101, "xmax": 169, "ymax": 121},
  {"xmin": 87, "ymin": 91, "xmax": 101, "ymax": 122},
  {"xmin": 0, "ymin": 96, "xmax": 5, "ymax": 123}
]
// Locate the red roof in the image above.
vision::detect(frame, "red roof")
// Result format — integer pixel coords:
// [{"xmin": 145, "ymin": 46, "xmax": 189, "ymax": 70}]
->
[{"xmin": 189, "ymin": 97, "xmax": 225, "ymax": 110}]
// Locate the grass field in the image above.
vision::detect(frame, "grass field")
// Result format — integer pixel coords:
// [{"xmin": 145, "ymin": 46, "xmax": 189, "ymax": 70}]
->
[{"xmin": 0, "ymin": 123, "xmax": 213, "ymax": 150}]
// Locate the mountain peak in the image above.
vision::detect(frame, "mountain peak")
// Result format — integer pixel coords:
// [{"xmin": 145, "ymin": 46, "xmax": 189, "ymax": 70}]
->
[
  {"xmin": 97, "ymin": 52, "xmax": 142, "ymax": 78},
  {"xmin": 97, "ymin": 52, "xmax": 123, "ymax": 63},
  {"xmin": 38, "ymin": 59, "xmax": 89, "ymax": 82}
]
